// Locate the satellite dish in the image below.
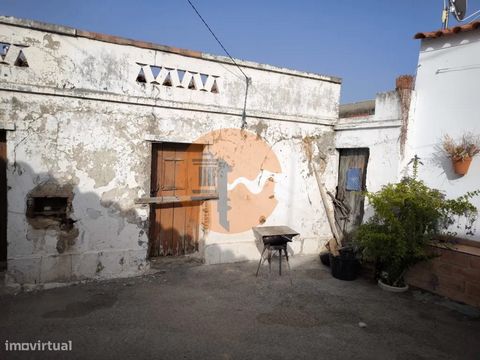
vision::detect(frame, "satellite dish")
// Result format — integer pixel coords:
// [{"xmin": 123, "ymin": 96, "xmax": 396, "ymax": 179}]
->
[
  {"xmin": 451, "ymin": 0, "xmax": 467, "ymax": 21},
  {"xmin": 442, "ymin": 0, "xmax": 468, "ymax": 28}
]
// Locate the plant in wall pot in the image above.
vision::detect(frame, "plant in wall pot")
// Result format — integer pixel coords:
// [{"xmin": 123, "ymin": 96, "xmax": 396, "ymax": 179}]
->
[
  {"xmin": 442, "ymin": 133, "xmax": 480, "ymax": 175},
  {"xmin": 355, "ymin": 156, "xmax": 479, "ymax": 292}
]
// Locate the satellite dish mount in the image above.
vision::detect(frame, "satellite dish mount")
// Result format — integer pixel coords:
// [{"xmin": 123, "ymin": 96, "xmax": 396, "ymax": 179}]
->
[{"xmin": 442, "ymin": 0, "xmax": 468, "ymax": 29}]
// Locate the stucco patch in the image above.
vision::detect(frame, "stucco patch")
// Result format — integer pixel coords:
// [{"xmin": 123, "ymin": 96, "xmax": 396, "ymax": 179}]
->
[
  {"xmin": 43, "ymin": 34, "xmax": 61, "ymax": 51},
  {"xmin": 75, "ymin": 148, "xmax": 117, "ymax": 189}
]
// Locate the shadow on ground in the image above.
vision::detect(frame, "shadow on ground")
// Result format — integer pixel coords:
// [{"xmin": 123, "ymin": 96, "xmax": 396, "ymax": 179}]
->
[{"xmin": 0, "ymin": 255, "xmax": 479, "ymax": 360}]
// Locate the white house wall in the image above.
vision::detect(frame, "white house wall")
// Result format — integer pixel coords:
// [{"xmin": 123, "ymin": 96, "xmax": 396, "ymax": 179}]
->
[
  {"xmin": 0, "ymin": 17, "xmax": 341, "ymax": 286},
  {"xmin": 407, "ymin": 31, "xmax": 480, "ymax": 240}
]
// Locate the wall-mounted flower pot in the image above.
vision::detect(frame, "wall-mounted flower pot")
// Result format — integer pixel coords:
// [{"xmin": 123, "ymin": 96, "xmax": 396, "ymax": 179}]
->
[{"xmin": 452, "ymin": 156, "xmax": 472, "ymax": 176}]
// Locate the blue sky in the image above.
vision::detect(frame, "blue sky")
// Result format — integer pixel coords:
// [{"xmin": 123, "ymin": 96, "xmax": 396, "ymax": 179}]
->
[{"xmin": 1, "ymin": 0, "xmax": 479, "ymax": 103}]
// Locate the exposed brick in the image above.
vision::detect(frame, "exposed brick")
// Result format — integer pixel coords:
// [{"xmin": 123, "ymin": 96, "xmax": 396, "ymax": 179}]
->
[
  {"xmin": 470, "ymin": 256, "xmax": 480, "ymax": 269},
  {"xmin": 438, "ymin": 249, "xmax": 470, "ymax": 267},
  {"xmin": 406, "ymin": 265, "xmax": 436, "ymax": 288},
  {"xmin": 435, "ymin": 273, "xmax": 465, "ymax": 295},
  {"xmin": 435, "ymin": 284, "xmax": 465, "ymax": 303},
  {"xmin": 438, "ymin": 289, "xmax": 480, "ymax": 308},
  {"xmin": 467, "ymin": 297, "xmax": 480, "ymax": 307},
  {"xmin": 413, "ymin": 260, "xmax": 435, "ymax": 272},
  {"xmin": 434, "ymin": 261, "xmax": 480, "ymax": 282},
  {"xmin": 407, "ymin": 249, "xmax": 480, "ymax": 307},
  {"xmin": 407, "ymin": 276, "xmax": 433, "ymax": 290},
  {"xmin": 465, "ymin": 282, "xmax": 480, "ymax": 300}
]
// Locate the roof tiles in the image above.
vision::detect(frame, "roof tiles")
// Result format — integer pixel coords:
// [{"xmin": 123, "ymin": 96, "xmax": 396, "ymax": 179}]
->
[{"xmin": 414, "ymin": 21, "xmax": 480, "ymax": 39}]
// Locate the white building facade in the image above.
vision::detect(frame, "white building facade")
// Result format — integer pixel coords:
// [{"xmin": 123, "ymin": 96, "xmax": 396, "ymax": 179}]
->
[
  {"xmin": 410, "ymin": 23, "xmax": 480, "ymax": 241},
  {"xmin": 0, "ymin": 16, "xmax": 341, "ymax": 287}
]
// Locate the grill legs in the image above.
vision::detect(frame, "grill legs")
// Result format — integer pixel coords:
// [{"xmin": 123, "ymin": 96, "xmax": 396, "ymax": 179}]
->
[
  {"xmin": 255, "ymin": 246, "xmax": 267, "ymax": 276},
  {"xmin": 255, "ymin": 245, "xmax": 290, "ymax": 277}
]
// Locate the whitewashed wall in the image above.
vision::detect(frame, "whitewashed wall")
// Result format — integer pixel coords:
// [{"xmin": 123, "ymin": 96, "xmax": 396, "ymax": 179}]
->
[
  {"xmin": 0, "ymin": 17, "xmax": 341, "ymax": 286},
  {"xmin": 406, "ymin": 31, "xmax": 480, "ymax": 240},
  {"xmin": 336, "ymin": 91, "xmax": 402, "ymax": 218}
]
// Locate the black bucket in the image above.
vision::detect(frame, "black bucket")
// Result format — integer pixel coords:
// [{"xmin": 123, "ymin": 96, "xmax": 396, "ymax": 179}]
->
[
  {"xmin": 329, "ymin": 247, "xmax": 359, "ymax": 281},
  {"xmin": 319, "ymin": 252, "xmax": 330, "ymax": 267}
]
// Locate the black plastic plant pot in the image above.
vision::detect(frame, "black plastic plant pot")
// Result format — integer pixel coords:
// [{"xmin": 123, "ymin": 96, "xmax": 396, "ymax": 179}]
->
[
  {"xmin": 329, "ymin": 252, "xmax": 359, "ymax": 281},
  {"xmin": 320, "ymin": 252, "xmax": 330, "ymax": 267},
  {"xmin": 338, "ymin": 246, "xmax": 356, "ymax": 259}
]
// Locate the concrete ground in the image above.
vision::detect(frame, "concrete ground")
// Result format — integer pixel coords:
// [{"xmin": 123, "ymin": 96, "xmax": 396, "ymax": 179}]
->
[{"xmin": 0, "ymin": 255, "xmax": 479, "ymax": 360}]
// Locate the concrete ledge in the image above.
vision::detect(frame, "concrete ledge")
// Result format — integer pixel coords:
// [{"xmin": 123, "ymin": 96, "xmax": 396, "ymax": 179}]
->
[
  {"xmin": 0, "ymin": 83, "xmax": 337, "ymax": 126},
  {"xmin": 335, "ymin": 118, "xmax": 402, "ymax": 131}
]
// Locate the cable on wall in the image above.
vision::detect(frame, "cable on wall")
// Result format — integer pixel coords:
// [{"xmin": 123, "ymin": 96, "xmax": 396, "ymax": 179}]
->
[{"xmin": 185, "ymin": 0, "xmax": 251, "ymax": 129}]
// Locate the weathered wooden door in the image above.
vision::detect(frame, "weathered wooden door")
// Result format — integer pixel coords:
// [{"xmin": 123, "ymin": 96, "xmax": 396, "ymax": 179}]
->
[
  {"xmin": 335, "ymin": 148, "xmax": 369, "ymax": 240},
  {"xmin": 149, "ymin": 142, "xmax": 203, "ymax": 257},
  {"xmin": 0, "ymin": 131, "xmax": 6, "ymax": 264}
]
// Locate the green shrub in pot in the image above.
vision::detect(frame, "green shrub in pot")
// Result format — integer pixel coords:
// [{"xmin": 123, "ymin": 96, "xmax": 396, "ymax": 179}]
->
[{"xmin": 355, "ymin": 156, "xmax": 479, "ymax": 287}]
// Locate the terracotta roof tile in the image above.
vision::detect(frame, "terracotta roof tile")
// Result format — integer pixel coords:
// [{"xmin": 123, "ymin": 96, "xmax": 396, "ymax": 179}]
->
[{"xmin": 414, "ymin": 21, "xmax": 480, "ymax": 39}]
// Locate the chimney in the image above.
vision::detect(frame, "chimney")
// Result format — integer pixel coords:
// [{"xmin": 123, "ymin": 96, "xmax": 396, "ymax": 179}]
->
[{"xmin": 396, "ymin": 75, "xmax": 414, "ymax": 91}]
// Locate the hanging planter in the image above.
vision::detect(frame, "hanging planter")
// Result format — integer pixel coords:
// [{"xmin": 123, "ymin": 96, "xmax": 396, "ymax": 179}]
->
[
  {"xmin": 452, "ymin": 156, "xmax": 472, "ymax": 175},
  {"xmin": 442, "ymin": 134, "xmax": 480, "ymax": 177}
]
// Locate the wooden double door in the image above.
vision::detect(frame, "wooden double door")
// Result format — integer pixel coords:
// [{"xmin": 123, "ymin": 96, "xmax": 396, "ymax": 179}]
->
[{"xmin": 149, "ymin": 142, "xmax": 204, "ymax": 257}]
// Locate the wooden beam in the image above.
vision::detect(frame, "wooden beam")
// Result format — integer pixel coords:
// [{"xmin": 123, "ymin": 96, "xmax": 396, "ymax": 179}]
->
[
  {"xmin": 135, "ymin": 194, "xmax": 219, "ymax": 205},
  {"xmin": 311, "ymin": 164, "xmax": 343, "ymax": 256}
]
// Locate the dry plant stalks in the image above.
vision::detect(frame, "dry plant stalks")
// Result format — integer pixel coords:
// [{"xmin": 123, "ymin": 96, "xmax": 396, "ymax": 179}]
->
[{"xmin": 442, "ymin": 133, "xmax": 480, "ymax": 160}]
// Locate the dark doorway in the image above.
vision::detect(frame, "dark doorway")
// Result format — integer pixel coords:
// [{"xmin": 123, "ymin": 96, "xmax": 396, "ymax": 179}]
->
[
  {"xmin": 335, "ymin": 148, "xmax": 369, "ymax": 240},
  {"xmin": 149, "ymin": 142, "xmax": 204, "ymax": 257},
  {"xmin": 0, "ymin": 130, "xmax": 7, "ymax": 266}
]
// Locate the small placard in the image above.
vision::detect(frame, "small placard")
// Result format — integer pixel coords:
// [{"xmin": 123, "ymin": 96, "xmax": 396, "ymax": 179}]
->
[{"xmin": 346, "ymin": 168, "xmax": 362, "ymax": 191}]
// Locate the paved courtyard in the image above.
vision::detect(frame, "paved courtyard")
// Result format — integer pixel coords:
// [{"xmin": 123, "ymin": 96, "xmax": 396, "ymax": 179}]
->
[{"xmin": 0, "ymin": 255, "xmax": 479, "ymax": 360}]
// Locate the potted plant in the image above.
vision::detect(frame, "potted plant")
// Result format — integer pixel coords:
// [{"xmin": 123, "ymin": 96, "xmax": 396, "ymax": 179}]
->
[
  {"xmin": 355, "ymin": 156, "xmax": 479, "ymax": 291},
  {"xmin": 442, "ymin": 133, "xmax": 480, "ymax": 175}
]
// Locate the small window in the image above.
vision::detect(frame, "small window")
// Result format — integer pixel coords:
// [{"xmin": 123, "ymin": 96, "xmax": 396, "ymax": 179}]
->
[
  {"xmin": 136, "ymin": 68, "xmax": 146, "ymax": 83},
  {"xmin": 14, "ymin": 50, "xmax": 29, "ymax": 67},
  {"xmin": 28, "ymin": 196, "xmax": 68, "ymax": 217},
  {"xmin": 0, "ymin": 42, "xmax": 9, "ymax": 59}
]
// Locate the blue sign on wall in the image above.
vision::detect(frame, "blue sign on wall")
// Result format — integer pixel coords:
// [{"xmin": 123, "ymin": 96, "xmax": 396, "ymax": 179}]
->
[{"xmin": 346, "ymin": 168, "xmax": 362, "ymax": 191}]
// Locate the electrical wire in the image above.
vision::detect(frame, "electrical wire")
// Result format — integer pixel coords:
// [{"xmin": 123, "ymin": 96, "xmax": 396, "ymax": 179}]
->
[
  {"xmin": 462, "ymin": 8, "xmax": 480, "ymax": 22},
  {"xmin": 466, "ymin": 10, "xmax": 480, "ymax": 23},
  {"xmin": 185, "ymin": 0, "xmax": 249, "ymax": 80},
  {"xmin": 185, "ymin": 0, "xmax": 250, "ymax": 129},
  {"xmin": 447, "ymin": 0, "xmax": 480, "ymax": 23},
  {"xmin": 185, "ymin": 0, "xmax": 251, "ymax": 129}
]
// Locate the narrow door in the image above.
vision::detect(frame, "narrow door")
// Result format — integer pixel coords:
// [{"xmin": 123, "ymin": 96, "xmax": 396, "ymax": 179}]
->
[
  {"xmin": 0, "ymin": 131, "xmax": 6, "ymax": 266},
  {"xmin": 335, "ymin": 148, "xmax": 369, "ymax": 240},
  {"xmin": 149, "ymin": 142, "xmax": 203, "ymax": 257}
]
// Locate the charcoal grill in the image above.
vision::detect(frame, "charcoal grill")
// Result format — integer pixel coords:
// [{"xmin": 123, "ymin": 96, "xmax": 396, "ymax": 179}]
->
[{"xmin": 253, "ymin": 226, "xmax": 299, "ymax": 276}]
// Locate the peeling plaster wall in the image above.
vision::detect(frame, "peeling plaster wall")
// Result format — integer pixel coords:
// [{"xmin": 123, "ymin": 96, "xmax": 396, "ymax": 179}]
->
[
  {"xmin": 336, "ymin": 91, "xmax": 402, "ymax": 219},
  {"xmin": 0, "ymin": 18, "xmax": 340, "ymax": 285},
  {"xmin": 405, "ymin": 32, "xmax": 480, "ymax": 241}
]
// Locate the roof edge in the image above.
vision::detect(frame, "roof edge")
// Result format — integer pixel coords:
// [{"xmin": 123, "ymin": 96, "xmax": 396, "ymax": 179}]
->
[
  {"xmin": 339, "ymin": 99, "xmax": 375, "ymax": 118},
  {"xmin": 0, "ymin": 15, "xmax": 342, "ymax": 84},
  {"xmin": 414, "ymin": 21, "xmax": 480, "ymax": 40}
]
